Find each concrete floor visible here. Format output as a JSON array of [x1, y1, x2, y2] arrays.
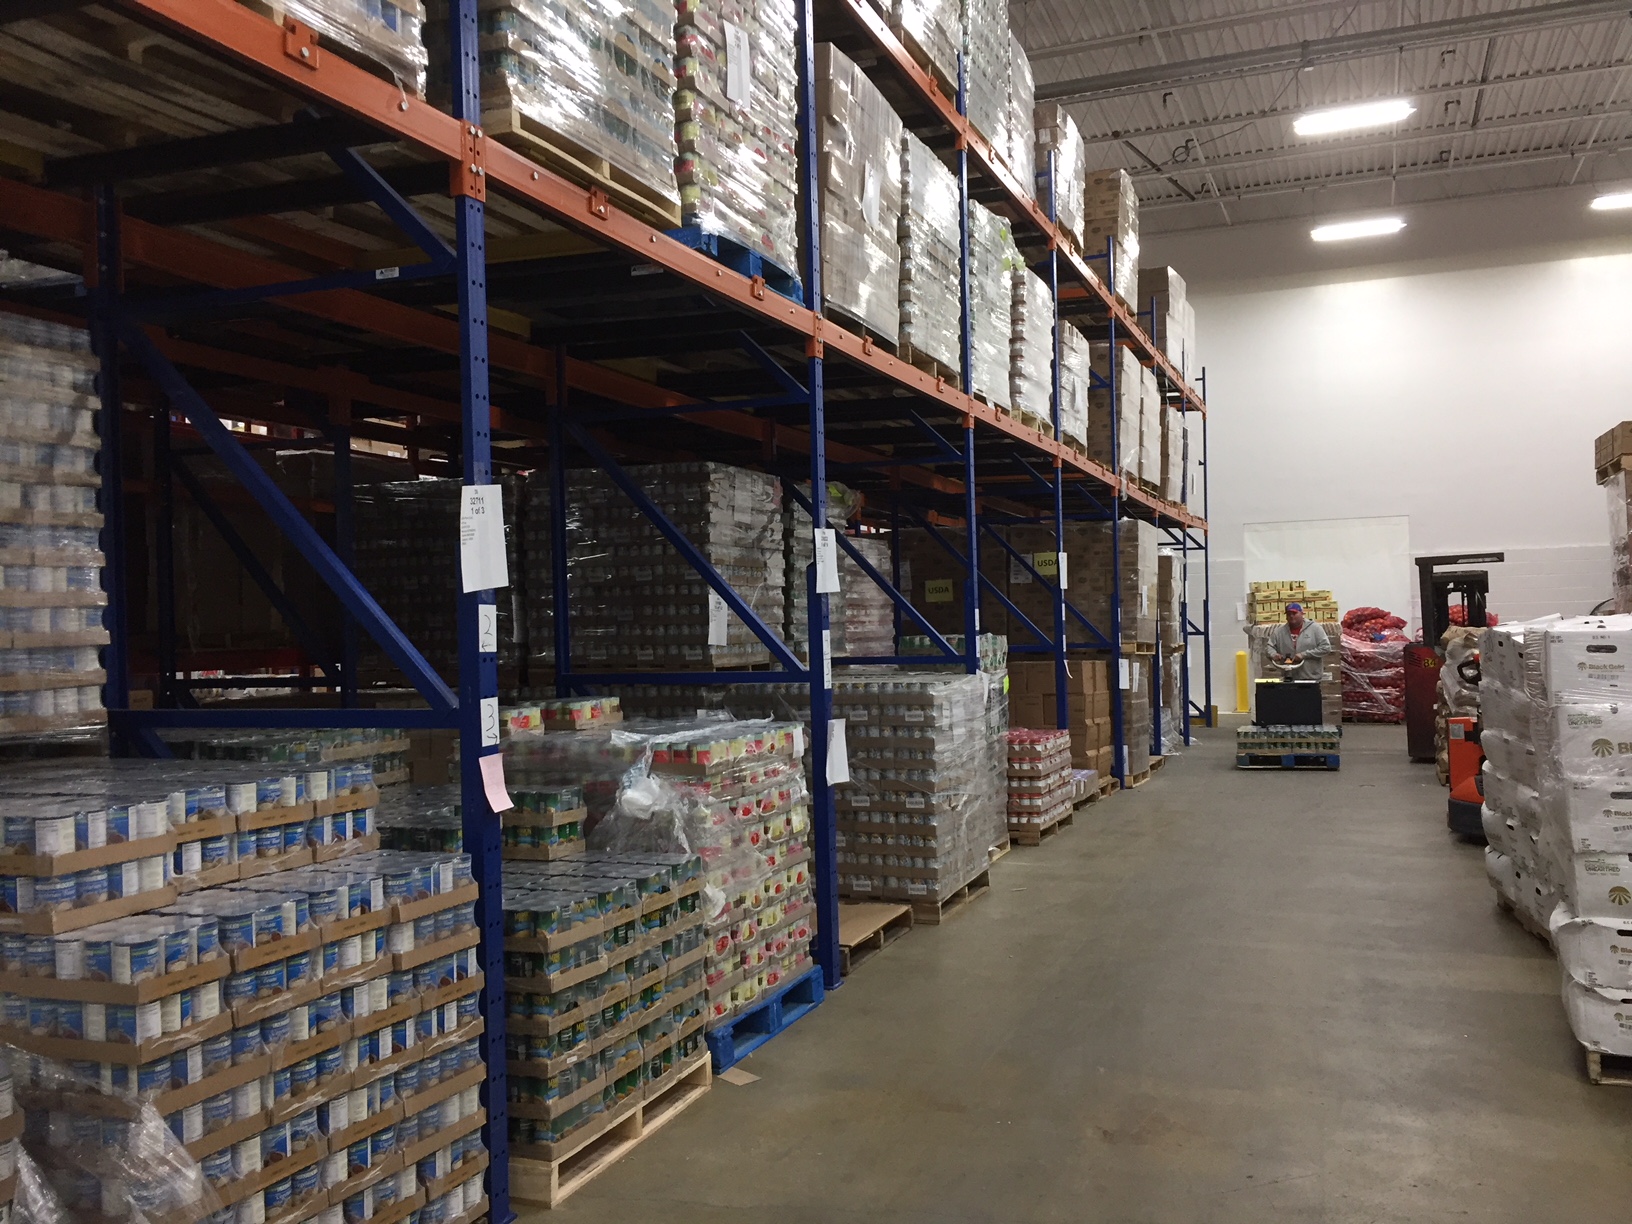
[[536, 721, 1632, 1223]]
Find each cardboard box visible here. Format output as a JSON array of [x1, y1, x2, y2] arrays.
[[1541, 618, 1632, 701], [1554, 704, 1632, 776], [1563, 974, 1632, 1055], [1560, 850, 1632, 920], [1596, 422, 1632, 470], [1549, 777, 1632, 853], [1554, 908, 1632, 991]]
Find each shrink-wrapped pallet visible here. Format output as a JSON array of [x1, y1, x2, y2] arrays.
[[277, 0, 428, 94], [785, 481, 860, 663], [969, 200, 1016, 410], [815, 43, 904, 342], [1087, 341, 1140, 480], [676, 0, 800, 268], [1138, 264, 1194, 368], [1161, 404, 1186, 502], [1058, 321, 1092, 452], [1138, 364, 1161, 486], [1010, 266, 1053, 424], [1002, 31, 1035, 195], [961, 0, 1007, 149], [428, 0, 679, 214], [1034, 102, 1085, 250], [0, 315, 107, 736], [886, 0, 962, 94], [1084, 168, 1139, 305], [898, 130, 962, 376]]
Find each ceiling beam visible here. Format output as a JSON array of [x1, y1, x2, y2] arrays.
[[1073, 58, 1632, 147], [1127, 101, 1632, 182], [1023, 0, 1387, 63], [1140, 138, 1632, 211], [1035, 0, 1632, 103]]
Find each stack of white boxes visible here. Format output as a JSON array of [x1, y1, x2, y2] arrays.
[[1161, 404, 1187, 503], [1136, 265, 1198, 378], [1088, 342, 1140, 481], [1530, 618, 1632, 1062], [1010, 268, 1053, 427], [969, 200, 1015, 411], [815, 43, 905, 343], [1137, 365, 1161, 489], [1033, 103, 1085, 250], [898, 130, 963, 377], [961, 0, 1008, 154], [1002, 32, 1034, 195], [1058, 323, 1092, 454], [1083, 169, 1138, 306], [883, 0, 961, 93]]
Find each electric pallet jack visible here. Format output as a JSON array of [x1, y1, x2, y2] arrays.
[[1445, 653, 1485, 841]]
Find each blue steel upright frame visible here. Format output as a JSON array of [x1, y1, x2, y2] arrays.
[[88, 1, 514, 1218]]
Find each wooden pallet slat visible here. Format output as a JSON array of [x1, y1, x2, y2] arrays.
[[910, 868, 990, 926], [836, 901, 912, 976], [1007, 803, 1074, 847]]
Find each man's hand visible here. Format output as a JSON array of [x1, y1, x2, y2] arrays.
[[1290, 653, 1303, 664]]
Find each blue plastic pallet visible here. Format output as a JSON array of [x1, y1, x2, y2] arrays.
[[705, 966, 824, 1073], [667, 225, 803, 303], [1236, 752, 1340, 771]]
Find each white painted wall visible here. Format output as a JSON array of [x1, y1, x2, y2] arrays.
[[1142, 189, 1632, 712]]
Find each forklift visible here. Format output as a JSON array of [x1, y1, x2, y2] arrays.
[[1408, 553, 1502, 839]]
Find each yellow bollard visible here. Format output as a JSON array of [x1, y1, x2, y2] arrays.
[[1236, 651, 1250, 713]]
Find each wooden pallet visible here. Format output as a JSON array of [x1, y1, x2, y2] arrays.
[[1150, 755, 1166, 772], [510, 1054, 712, 1209], [837, 901, 913, 975], [1585, 1047, 1632, 1086], [1121, 641, 1157, 656], [1122, 767, 1152, 788], [897, 340, 958, 386], [988, 836, 1012, 864], [1235, 752, 1340, 771], [1008, 804, 1073, 846], [910, 868, 990, 926], [1597, 455, 1632, 486], [482, 106, 682, 231]]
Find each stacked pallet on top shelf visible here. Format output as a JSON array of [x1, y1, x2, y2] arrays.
[[254, 0, 431, 93], [898, 129, 964, 379], [1088, 341, 1142, 485], [1011, 264, 1054, 431], [815, 42, 905, 344], [961, 0, 1008, 152], [969, 200, 1017, 411], [1084, 168, 1139, 307], [0, 315, 108, 739], [1034, 103, 1085, 250], [428, 0, 682, 227], [878, 0, 961, 95], [1000, 32, 1035, 196]]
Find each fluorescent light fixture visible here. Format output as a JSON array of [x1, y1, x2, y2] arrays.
[[1294, 98, 1416, 137], [1591, 190, 1632, 211], [1310, 217, 1407, 242]]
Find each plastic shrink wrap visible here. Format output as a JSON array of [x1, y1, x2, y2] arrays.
[[1083, 169, 1139, 305], [1057, 323, 1091, 453], [1087, 341, 1140, 480], [898, 131, 963, 376], [960, 0, 1007, 151], [1137, 265, 1195, 371], [1137, 364, 1161, 486], [0, 315, 108, 736], [285, 0, 428, 94], [1010, 267, 1053, 423], [1160, 403, 1185, 502], [1002, 32, 1035, 195], [677, 0, 800, 266], [580, 719, 815, 1024], [968, 200, 1016, 410], [841, 536, 896, 659], [833, 672, 1006, 904], [428, 0, 678, 211], [887, 0, 961, 95], [784, 482, 859, 663], [1033, 103, 1085, 250], [814, 44, 904, 343]]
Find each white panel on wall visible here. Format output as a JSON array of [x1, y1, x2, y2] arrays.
[[1243, 516, 1412, 630]]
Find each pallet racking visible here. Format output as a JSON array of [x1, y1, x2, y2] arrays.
[[0, 1, 1212, 1217]]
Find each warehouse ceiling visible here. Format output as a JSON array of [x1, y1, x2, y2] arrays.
[[1016, 0, 1632, 232]]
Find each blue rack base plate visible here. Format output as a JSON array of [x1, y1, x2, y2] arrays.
[[705, 965, 824, 1073]]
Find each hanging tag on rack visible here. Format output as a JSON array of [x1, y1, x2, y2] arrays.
[[707, 589, 729, 646], [1119, 659, 1131, 690], [459, 485, 509, 593], [827, 718, 850, 784], [480, 696, 501, 747], [478, 604, 498, 654], [822, 628, 833, 689], [479, 753, 513, 813], [1057, 551, 1069, 590], [813, 528, 840, 594]]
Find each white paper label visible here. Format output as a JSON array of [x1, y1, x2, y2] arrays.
[[707, 590, 729, 646], [822, 629, 833, 689], [459, 485, 509, 593], [480, 696, 501, 748], [478, 604, 498, 654], [1008, 555, 1031, 586], [724, 21, 751, 106], [1057, 552, 1069, 591], [1119, 659, 1131, 690], [813, 529, 840, 594], [793, 725, 804, 756], [861, 162, 881, 230], [826, 719, 850, 785]]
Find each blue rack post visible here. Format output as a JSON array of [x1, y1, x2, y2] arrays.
[[1041, 152, 1070, 733], [447, 0, 511, 1214], [955, 54, 980, 675], [1106, 237, 1125, 785]]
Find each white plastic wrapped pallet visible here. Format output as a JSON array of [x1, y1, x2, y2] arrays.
[[960, 0, 1007, 149], [969, 199, 1015, 410], [677, 0, 800, 268], [1003, 32, 1035, 195], [1010, 267, 1053, 423], [887, 0, 962, 92], [1033, 103, 1085, 250], [1088, 341, 1140, 480], [297, 0, 429, 94], [898, 130, 963, 375], [1138, 365, 1161, 486], [1083, 168, 1139, 305], [1058, 322, 1092, 452], [815, 43, 904, 343], [430, 0, 678, 209]]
